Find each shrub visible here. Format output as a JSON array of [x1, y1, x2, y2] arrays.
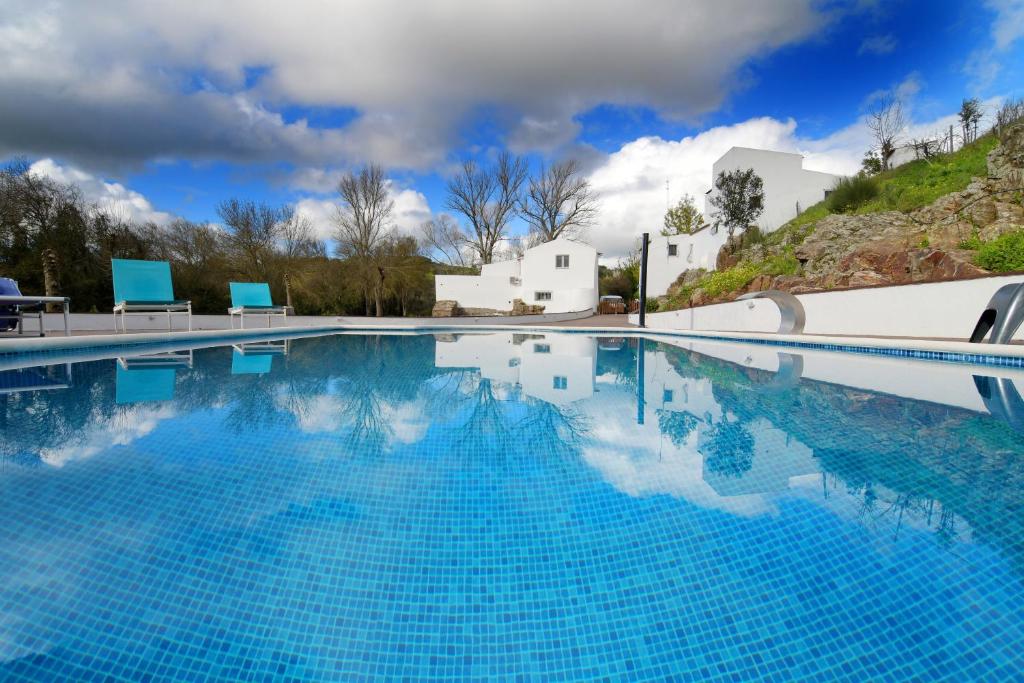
[[959, 235, 983, 250], [974, 230, 1024, 272], [700, 264, 759, 298], [739, 225, 765, 249], [826, 175, 880, 213], [645, 298, 660, 313]]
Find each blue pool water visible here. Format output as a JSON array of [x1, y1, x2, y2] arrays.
[[0, 331, 1022, 681]]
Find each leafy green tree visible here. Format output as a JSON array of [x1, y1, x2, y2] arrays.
[[860, 150, 883, 176], [708, 168, 764, 236], [959, 98, 983, 145], [661, 193, 702, 236]]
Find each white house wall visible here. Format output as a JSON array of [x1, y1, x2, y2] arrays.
[[435, 239, 599, 314], [704, 147, 842, 234], [646, 228, 730, 297]]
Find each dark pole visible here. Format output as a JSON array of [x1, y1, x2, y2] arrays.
[[638, 232, 650, 328]]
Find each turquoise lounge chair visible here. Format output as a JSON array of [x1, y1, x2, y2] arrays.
[[111, 259, 191, 333], [228, 282, 287, 329]]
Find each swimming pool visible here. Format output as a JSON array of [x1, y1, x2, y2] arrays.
[[0, 331, 1022, 680]]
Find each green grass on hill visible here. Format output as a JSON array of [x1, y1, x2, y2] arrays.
[[855, 135, 998, 213], [769, 133, 998, 236]]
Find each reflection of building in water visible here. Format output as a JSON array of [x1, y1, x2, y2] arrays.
[[435, 333, 595, 405], [638, 344, 819, 497]]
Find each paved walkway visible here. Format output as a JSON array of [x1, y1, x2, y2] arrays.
[[516, 314, 633, 328]]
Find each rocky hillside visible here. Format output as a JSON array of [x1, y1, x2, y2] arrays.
[[660, 122, 1024, 310]]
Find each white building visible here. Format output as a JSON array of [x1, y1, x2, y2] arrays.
[[435, 239, 598, 313], [647, 147, 844, 297]]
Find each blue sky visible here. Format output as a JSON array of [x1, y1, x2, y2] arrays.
[[1, 0, 1021, 259]]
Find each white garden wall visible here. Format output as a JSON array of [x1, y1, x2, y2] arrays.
[[632, 275, 1024, 341], [435, 274, 519, 310]]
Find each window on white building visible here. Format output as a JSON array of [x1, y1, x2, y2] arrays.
[[555, 254, 570, 269], [534, 343, 551, 354], [663, 389, 674, 403], [535, 291, 552, 301], [668, 244, 678, 257], [553, 376, 568, 390]]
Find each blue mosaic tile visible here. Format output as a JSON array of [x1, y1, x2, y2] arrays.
[[0, 332, 1022, 681]]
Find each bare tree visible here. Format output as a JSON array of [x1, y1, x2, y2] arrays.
[[867, 97, 906, 171], [519, 159, 597, 243], [280, 211, 324, 260], [445, 151, 527, 264], [217, 199, 287, 280], [334, 165, 394, 316], [910, 135, 942, 161], [419, 214, 469, 267], [994, 97, 1024, 138]]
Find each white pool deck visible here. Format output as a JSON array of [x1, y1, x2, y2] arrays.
[[1, 313, 1023, 369]]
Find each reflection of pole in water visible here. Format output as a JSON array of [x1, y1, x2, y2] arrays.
[[636, 337, 646, 425]]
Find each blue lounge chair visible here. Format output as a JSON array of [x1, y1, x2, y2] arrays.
[[228, 282, 287, 329], [111, 259, 191, 333], [0, 277, 66, 337]]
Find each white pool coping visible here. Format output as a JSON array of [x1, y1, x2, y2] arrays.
[[1, 322, 1022, 368]]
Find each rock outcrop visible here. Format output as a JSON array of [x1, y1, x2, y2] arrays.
[[432, 298, 546, 317], [431, 300, 463, 317]]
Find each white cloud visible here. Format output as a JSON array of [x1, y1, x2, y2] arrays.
[[28, 158, 174, 225], [988, 0, 1024, 50], [964, 0, 1024, 91], [0, 0, 830, 169], [857, 34, 898, 56]]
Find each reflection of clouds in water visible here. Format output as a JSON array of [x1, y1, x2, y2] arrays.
[[38, 405, 177, 468], [289, 394, 343, 434], [382, 400, 429, 445], [579, 391, 772, 517]]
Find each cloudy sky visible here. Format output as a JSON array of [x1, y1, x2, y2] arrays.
[[1, 0, 1022, 260]]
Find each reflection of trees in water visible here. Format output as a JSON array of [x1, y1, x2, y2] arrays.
[[1, 363, 117, 462], [446, 377, 592, 461], [656, 410, 701, 447], [702, 418, 754, 478], [516, 393, 591, 455], [656, 341, 1024, 570]]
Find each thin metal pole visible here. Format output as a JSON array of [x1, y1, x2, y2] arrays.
[[638, 232, 650, 328]]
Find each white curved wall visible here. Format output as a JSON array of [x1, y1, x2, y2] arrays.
[[633, 275, 1024, 341]]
